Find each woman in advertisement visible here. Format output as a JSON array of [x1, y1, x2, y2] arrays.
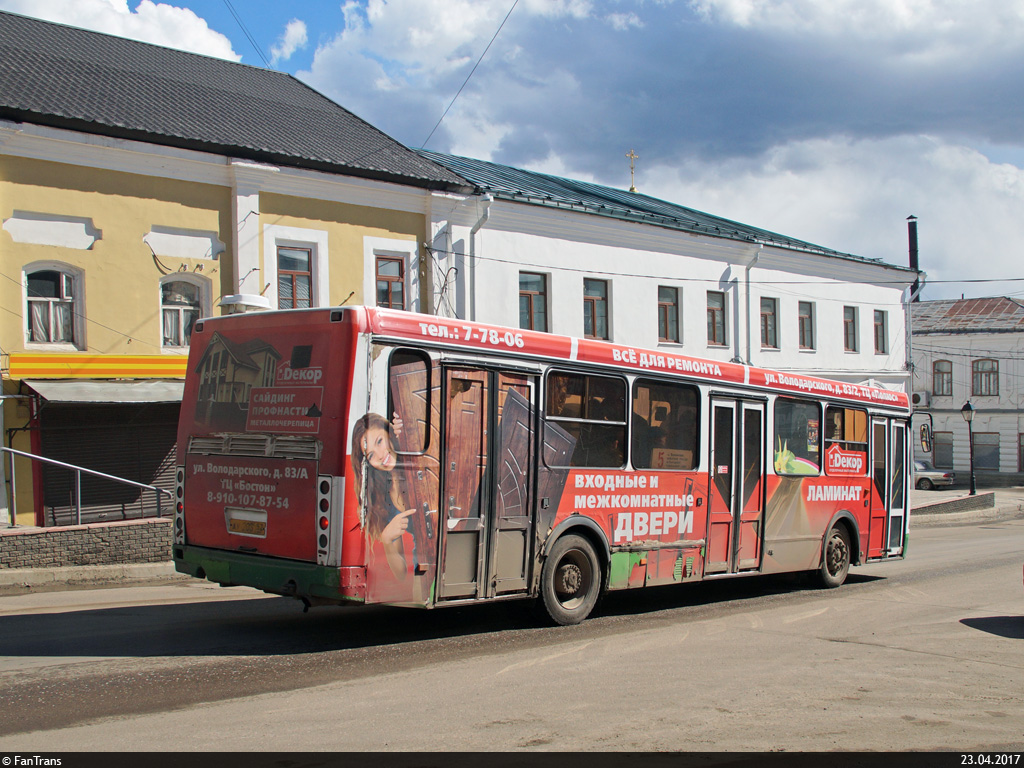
[[350, 412, 417, 585]]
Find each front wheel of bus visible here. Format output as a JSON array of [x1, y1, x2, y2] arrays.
[[540, 534, 602, 625], [818, 524, 851, 589]]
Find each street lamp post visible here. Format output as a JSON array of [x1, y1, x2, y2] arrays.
[[961, 401, 977, 496]]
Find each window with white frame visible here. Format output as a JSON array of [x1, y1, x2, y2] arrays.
[[160, 277, 206, 348], [25, 265, 82, 346], [262, 225, 329, 309]]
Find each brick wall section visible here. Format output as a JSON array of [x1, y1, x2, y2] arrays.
[[0, 519, 171, 569]]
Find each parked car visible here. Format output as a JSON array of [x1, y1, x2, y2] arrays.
[[913, 459, 955, 490]]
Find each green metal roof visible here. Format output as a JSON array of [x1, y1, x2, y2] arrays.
[[418, 149, 914, 271]]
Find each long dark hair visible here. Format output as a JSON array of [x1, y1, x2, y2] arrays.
[[350, 412, 399, 541]]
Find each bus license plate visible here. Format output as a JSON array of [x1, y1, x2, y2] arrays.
[[225, 508, 267, 538]]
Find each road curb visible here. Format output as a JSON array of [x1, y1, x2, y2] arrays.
[[0, 562, 184, 591]]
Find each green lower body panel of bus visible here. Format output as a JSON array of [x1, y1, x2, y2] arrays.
[[174, 545, 361, 603]]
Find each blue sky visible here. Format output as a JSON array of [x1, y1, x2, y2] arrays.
[[5, 0, 1024, 302]]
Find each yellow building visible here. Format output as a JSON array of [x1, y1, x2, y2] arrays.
[[0, 11, 470, 526]]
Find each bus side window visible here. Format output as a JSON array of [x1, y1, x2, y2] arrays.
[[387, 349, 431, 454], [545, 371, 626, 468], [632, 379, 699, 470], [824, 405, 868, 476], [774, 398, 821, 475]]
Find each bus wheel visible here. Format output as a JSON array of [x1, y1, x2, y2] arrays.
[[540, 534, 601, 625], [818, 524, 851, 589]]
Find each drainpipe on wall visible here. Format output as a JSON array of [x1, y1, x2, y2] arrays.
[[468, 194, 493, 322], [745, 247, 762, 366]]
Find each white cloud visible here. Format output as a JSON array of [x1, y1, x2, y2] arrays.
[[689, 0, 1024, 61], [0, 0, 240, 60], [6, 0, 241, 59], [607, 12, 644, 30], [640, 135, 1024, 299], [270, 18, 308, 65]]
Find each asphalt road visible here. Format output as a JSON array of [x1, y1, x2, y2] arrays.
[[0, 517, 1022, 751]]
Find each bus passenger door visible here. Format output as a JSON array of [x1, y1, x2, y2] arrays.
[[706, 398, 765, 575], [887, 421, 907, 555], [438, 369, 489, 599], [868, 418, 908, 558], [438, 368, 537, 601], [490, 374, 535, 595]]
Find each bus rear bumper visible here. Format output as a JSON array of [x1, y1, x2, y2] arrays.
[[173, 545, 365, 604]]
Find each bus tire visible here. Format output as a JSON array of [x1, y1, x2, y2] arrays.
[[818, 523, 851, 589], [540, 534, 602, 625]]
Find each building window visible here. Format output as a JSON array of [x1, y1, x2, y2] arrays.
[[933, 431, 953, 469], [972, 359, 998, 396], [376, 256, 406, 310], [658, 286, 679, 343], [932, 360, 952, 396], [278, 246, 312, 309], [707, 291, 726, 346], [26, 268, 77, 344], [760, 297, 778, 348], [975, 433, 1000, 471], [843, 306, 858, 352], [519, 272, 548, 332], [873, 310, 887, 353], [583, 278, 609, 340], [798, 301, 815, 350], [161, 279, 202, 348], [1019, 434, 1024, 472]]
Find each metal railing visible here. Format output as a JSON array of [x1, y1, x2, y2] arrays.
[[1, 446, 173, 527]]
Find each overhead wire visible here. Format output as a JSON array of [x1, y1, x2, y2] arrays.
[[221, 0, 272, 68], [421, 0, 519, 149]]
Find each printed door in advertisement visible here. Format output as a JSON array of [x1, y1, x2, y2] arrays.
[[706, 399, 765, 575], [437, 368, 538, 601]]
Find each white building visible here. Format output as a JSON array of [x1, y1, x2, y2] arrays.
[[911, 297, 1024, 477], [420, 151, 918, 393]]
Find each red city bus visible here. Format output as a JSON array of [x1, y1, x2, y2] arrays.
[[173, 306, 911, 624]]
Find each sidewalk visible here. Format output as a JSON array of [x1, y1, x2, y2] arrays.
[[3, 487, 1023, 594]]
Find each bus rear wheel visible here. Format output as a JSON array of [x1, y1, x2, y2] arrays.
[[818, 524, 851, 589], [540, 534, 602, 625]]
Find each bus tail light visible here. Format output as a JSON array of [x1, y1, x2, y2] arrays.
[[316, 475, 343, 566], [174, 465, 186, 545]]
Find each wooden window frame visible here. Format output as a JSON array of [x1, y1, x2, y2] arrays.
[[658, 286, 680, 343], [760, 297, 778, 349], [798, 301, 815, 350], [873, 309, 887, 354], [519, 272, 548, 332], [583, 278, 609, 340], [707, 291, 726, 346], [843, 306, 858, 352], [376, 255, 406, 310]]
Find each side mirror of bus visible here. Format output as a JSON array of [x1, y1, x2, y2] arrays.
[[920, 424, 932, 453]]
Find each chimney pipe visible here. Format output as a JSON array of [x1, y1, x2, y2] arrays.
[[907, 215, 920, 301]]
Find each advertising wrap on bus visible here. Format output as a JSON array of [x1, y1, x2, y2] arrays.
[[175, 307, 910, 625], [177, 310, 353, 564]]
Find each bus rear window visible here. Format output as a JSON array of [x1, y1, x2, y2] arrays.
[[632, 379, 698, 470], [774, 398, 820, 475], [545, 371, 626, 468]]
